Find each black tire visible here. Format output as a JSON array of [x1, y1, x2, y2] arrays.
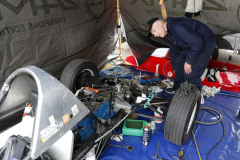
[[216, 37, 232, 50], [212, 46, 219, 60], [60, 59, 99, 93], [212, 37, 233, 60], [164, 82, 200, 146]]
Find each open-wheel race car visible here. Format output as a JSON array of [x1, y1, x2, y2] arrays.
[[0, 59, 201, 160]]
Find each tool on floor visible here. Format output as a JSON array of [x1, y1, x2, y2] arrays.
[[173, 149, 190, 160], [107, 130, 133, 152], [178, 149, 183, 160], [153, 141, 161, 159], [153, 141, 167, 160]]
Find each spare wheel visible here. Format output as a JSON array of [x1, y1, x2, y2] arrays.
[[164, 82, 200, 146]]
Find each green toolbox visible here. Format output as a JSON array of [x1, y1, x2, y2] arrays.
[[122, 119, 149, 136]]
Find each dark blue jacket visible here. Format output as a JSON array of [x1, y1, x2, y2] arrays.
[[166, 17, 214, 69]]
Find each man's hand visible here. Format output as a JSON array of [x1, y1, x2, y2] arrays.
[[184, 62, 192, 74]]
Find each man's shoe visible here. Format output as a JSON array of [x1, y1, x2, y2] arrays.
[[194, 11, 201, 17], [165, 87, 177, 94], [185, 12, 193, 18]]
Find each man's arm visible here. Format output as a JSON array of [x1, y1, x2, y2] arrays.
[[169, 42, 180, 70]]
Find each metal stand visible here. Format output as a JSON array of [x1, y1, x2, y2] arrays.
[[96, 133, 111, 160], [95, 120, 133, 159], [107, 130, 133, 151]]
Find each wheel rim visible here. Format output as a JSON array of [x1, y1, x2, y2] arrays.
[[186, 102, 197, 134], [75, 69, 95, 91]]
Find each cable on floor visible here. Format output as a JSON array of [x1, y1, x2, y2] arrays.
[[193, 107, 225, 160], [218, 92, 240, 98]]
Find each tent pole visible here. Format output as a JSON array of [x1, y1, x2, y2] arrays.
[[159, 0, 167, 21], [117, 0, 123, 61]]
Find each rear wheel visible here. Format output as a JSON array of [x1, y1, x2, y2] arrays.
[[213, 36, 233, 60], [164, 82, 200, 146], [216, 37, 232, 50], [212, 46, 219, 60], [60, 59, 99, 93]]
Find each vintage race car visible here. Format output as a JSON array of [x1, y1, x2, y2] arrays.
[[0, 59, 200, 160]]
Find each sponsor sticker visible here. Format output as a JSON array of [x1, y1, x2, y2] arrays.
[[49, 115, 55, 126], [71, 104, 79, 117], [62, 113, 70, 124], [40, 125, 58, 143]]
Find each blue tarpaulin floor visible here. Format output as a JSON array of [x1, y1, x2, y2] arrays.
[[99, 91, 240, 160]]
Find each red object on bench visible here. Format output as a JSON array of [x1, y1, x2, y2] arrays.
[[126, 54, 240, 94]]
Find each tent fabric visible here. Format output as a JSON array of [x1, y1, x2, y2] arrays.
[[0, 0, 117, 84], [100, 92, 240, 160], [120, 0, 240, 65]]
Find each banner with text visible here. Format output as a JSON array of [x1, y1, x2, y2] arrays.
[[0, 0, 117, 82]]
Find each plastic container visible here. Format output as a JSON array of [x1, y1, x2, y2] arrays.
[[142, 126, 149, 145], [149, 121, 156, 134], [122, 119, 149, 136]]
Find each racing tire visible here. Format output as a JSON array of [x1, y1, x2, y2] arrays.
[[60, 59, 99, 93], [212, 46, 219, 60], [164, 82, 200, 146], [212, 36, 233, 60], [216, 37, 233, 50]]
